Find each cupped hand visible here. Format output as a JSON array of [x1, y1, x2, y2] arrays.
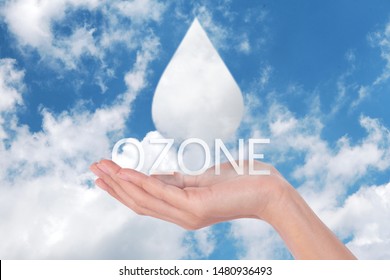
[[90, 159, 289, 230], [90, 159, 358, 259]]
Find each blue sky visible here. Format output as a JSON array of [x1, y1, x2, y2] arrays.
[[0, 0, 390, 259]]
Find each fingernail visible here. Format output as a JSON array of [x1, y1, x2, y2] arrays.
[[97, 163, 111, 174]]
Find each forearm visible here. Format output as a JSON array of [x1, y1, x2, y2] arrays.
[[264, 184, 356, 260]]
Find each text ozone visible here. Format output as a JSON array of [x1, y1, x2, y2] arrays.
[[112, 138, 270, 175]]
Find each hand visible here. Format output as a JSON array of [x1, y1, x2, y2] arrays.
[[89, 159, 287, 230], [90, 159, 356, 259]]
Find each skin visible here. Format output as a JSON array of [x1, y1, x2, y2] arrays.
[[90, 159, 356, 260]]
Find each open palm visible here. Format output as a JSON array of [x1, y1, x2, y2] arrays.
[[90, 159, 285, 230]]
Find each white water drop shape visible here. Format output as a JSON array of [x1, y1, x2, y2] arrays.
[[152, 18, 244, 144]]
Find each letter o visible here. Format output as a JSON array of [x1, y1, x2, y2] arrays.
[[178, 138, 210, 175], [111, 138, 145, 171]]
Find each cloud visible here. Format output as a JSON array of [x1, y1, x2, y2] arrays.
[[238, 35, 251, 54], [265, 104, 390, 211], [0, 31, 200, 258], [113, 0, 166, 23], [232, 181, 390, 260], [113, 130, 179, 174], [369, 22, 390, 85], [232, 91, 390, 258], [193, 227, 216, 257], [346, 18, 390, 109], [0, 58, 25, 141], [293, 114, 389, 182], [0, 69, 128, 257], [0, 104, 191, 258], [179, 2, 253, 54], [243, 94, 389, 195], [183, 227, 216, 259], [230, 219, 291, 259], [192, 5, 229, 50], [152, 19, 244, 145], [2, 2, 389, 261], [351, 85, 370, 108], [258, 65, 272, 90], [324, 17, 390, 113], [1, 0, 100, 48], [0, 0, 165, 70], [327, 182, 390, 259], [124, 35, 160, 100], [55, 26, 100, 68], [0, 3, 222, 259], [0, 58, 25, 113], [1, 0, 100, 69]]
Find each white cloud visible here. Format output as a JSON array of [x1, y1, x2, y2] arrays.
[[192, 4, 254, 55], [0, 58, 25, 141], [0, 30, 199, 258], [326, 182, 390, 259], [113, 130, 179, 173], [245, 97, 389, 206], [124, 35, 160, 100], [0, 101, 191, 258], [0, 176, 188, 259], [258, 65, 272, 90], [0, 70, 130, 258], [325, 19, 390, 113], [192, 5, 229, 50], [1, 0, 165, 71], [329, 56, 358, 115], [369, 22, 390, 85], [113, 0, 166, 23], [56, 27, 100, 68], [0, 58, 25, 113], [228, 21, 390, 256], [186, 227, 216, 258], [351, 85, 370, 108], [1, 0, 100, 47], [343, 18, 390, 109], [2, 1, 389, 261], [230, 219, 291, 259], [345, 49, 356, 62], [193, 227, 216, 257], [152, 19, 244, 145], [232, 93, 390, 258], [274, 112, 390, 211], [1, 0, 101, 69], [238, 35, 251, 54], [0, 3, 222, 259]]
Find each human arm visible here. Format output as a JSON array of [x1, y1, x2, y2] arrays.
[[90, 159, 356, 260], [266, 184, 356, 259]]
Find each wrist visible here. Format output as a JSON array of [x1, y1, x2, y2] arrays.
[[259, 180, 357, 259], [253, 172, 295, 223], [263, 182, 299, 226]]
